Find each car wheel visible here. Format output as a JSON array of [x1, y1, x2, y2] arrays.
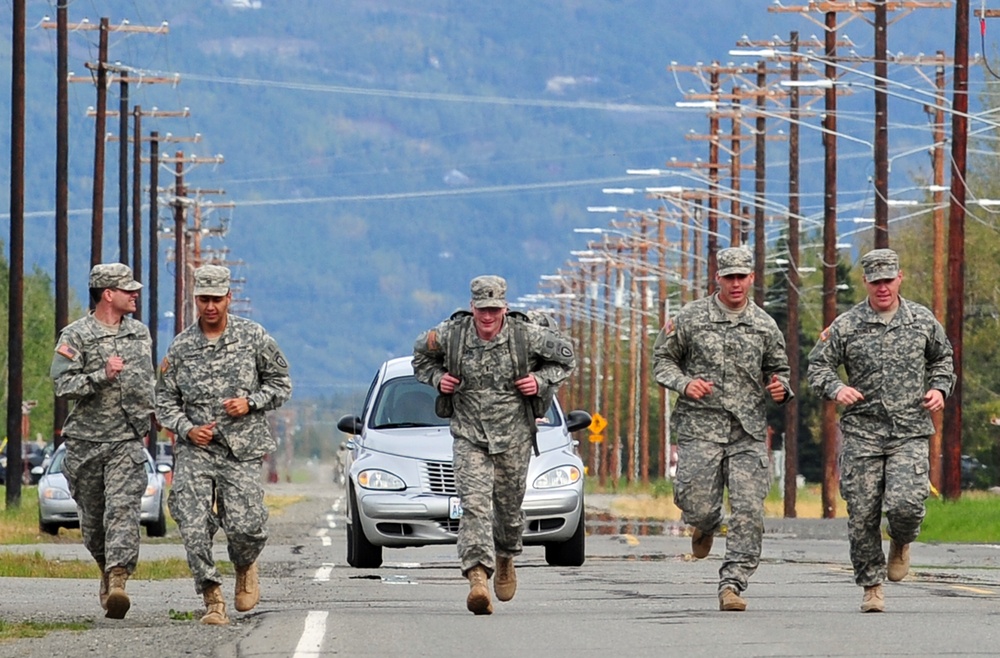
[[347, 484, 382, 569], [544, 504, 586, 567], [146, 502, 168, 538], [38, 512, 60, 536]]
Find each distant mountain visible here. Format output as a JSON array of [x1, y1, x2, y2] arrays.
[[0, 1, 970, 398]]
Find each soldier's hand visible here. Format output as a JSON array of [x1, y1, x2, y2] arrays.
[[105, 355, 124, 380], [187, 422, 217, 447], [439, 373, 461, 394], [222, 397, 251, 417], [684, 378, 714, 399], [834, 386, 864, 406], [766, 374, 787, 402], [515, 374, 539, 396], [922, 388, 945, 412]]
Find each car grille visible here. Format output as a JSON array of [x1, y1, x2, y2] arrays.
[[422, 460, 457, 495]]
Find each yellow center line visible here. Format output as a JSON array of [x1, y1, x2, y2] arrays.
[[951, 585, 994, 595]]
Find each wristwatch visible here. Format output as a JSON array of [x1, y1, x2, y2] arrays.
[[247, 398, 258, 412]]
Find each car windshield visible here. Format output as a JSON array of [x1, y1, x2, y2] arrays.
[[48, 447, 66, 475], [370, 376, 448, 429], [370, 374, 562, 429]]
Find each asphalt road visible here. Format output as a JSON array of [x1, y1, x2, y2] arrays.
[[2, 477, 1000, 658]]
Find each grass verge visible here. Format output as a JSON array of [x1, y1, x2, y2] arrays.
[[0, 620, 90, 642], [0, 551, 233, 579]]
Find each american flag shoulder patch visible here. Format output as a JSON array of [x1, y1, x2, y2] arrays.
[[55, 343, 79, 360]]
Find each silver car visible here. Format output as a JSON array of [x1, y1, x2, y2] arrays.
[[336, 356, 591, 569], [36, 443, 172, 537]]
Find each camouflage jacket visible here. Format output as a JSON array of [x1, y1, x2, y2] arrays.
[[807, 296, 955, 440], [156, 314, 292, 461], [50, 314, 155, 442], [653, 295, 792, 443], [412, 314, 575, 454]]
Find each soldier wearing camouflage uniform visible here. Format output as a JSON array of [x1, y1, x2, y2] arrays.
[[412, 275, 575, 615], [807, 248, 954, 613], [653, 247, 792, 612], [50, 263, 155, 620], [157, 264, 292, 625]]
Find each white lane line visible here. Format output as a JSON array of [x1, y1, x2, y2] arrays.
[[313, 564, 334, 582], [316, 528, 329, 537], [293, 610, 329, 658], [321, 536, 332, 547]]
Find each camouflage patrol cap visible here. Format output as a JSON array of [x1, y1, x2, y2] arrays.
[[860, 248, 900, 283], [89, 263, 142, 291], [193, 264, 231, 296], [716, 247, 754, 277], [470, 275, 507, 309]]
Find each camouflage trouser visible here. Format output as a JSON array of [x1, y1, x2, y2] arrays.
[[840, 435, 930, 587], [62, 438, 146, 574], [168, 442, 268, 594], [674, 423, 770, 594], [453, 436, 533, 577]]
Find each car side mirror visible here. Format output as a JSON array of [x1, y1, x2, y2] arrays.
[[337, 414, 364, 435], [565, 410, 593, 433], [157, 463, 172, 474], [31, 465, 44, 476]]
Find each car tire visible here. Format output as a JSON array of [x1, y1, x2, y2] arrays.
[[544, 503, 586, 567], [38, 512, 60, 536], [146, 502, 168, 538], [347, 483, 383, 569]]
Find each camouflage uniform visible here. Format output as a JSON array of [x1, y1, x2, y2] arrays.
[[807, 264, 954, 587], [412, 277, 575, 576], [50, 264, 154, 577], [653, 249, 791, 596], [157, 312, 292, 594]]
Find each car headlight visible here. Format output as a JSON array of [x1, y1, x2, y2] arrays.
[[357, 469, 406, 491], [533, 465, 582, 489], [42, 487, 72, 500], [144, 484, 158, 497]]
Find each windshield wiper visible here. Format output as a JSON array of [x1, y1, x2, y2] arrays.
[[373, 422, 440, 429]]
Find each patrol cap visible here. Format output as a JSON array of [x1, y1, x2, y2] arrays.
[[192, 264, 231, 296], [470, 275, 507, 309], [860, 248, 900, 283], [716, 247, 754, 277], [89, 263, 142, 291]]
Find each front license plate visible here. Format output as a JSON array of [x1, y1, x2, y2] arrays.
[[449, 496, 463, 519]]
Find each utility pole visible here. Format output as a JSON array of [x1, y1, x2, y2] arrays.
[[53, 1, 70, 443], [47, 16, 169, 267], [7, 0, 26, 509], [786, 31, 803, 518], [945, 0, 970, 499]]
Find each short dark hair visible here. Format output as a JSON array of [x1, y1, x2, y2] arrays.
[[89, 287, 104, 306]]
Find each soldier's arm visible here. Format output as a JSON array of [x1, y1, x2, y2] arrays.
[[254, 334, 293, 410], [155, 350, 196, 442], [762, 323, 794, 404], [412, 323, 449, 389], [925, 318, 956, 398], [806, 324, 846, 400], [50, 331, 109, 399], [530, 327, 575, 394], [652, 321, 692, 395]]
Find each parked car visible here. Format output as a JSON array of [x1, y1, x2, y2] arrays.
[[36, 443, 172, 537], [961, 454, 990, 490], [0, 439, 50, 486], [337, 356, 591, 569]]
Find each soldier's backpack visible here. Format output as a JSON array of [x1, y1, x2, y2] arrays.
[[434, 310, 562, 423]]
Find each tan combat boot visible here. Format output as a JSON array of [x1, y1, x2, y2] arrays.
[[887, 539, 910, 582], [105, 567, 131, 619], [465, 566, 493, 615], [860, 584, 884, 613], [201, 584, 230, 625], [494, 556, 517, 602], [719, 588, 747, 612], [235, 562, 260, 612], [97, 562, 109, 611], [691, 528, 714, 559]]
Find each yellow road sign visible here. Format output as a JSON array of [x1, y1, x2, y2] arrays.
[[589, 412, 607, 434], [588, 433, 604, 444]]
